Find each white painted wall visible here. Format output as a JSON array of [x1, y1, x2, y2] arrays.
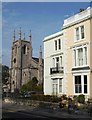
[[43, 31, 65, 95]]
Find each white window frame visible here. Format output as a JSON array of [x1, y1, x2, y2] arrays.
[[74, 75, 82, 94], [80, 25, 85, 40], [52, 78, 63, 95], [52, 79, 58, 95], [52, 55, 63, 68], [78, 48, 83, 66], [54, 38, 62, 51], [72, 45, 88, 68], [59, 78, 62, 93], [55, 40, 57, 50], [74, 25, 85, 42], [73, 74, 89, 95], [58, 39, 61, 50], [76, 27, 80, 41]]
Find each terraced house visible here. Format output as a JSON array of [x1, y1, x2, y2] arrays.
[[43, 6, 92, 100], [43, 31, 65, 96]]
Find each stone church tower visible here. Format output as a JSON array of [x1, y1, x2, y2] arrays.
[[10, 28, 43, 92]]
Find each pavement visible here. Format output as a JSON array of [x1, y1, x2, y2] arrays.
[[17, 104, 92, 119], [20, 108, 92, 120], [2, 102, 92, 120]]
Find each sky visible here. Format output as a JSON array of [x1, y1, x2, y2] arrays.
[[2, 2, 91, 67]]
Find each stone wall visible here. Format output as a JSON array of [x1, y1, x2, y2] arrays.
[[4, 97, 59, 109]]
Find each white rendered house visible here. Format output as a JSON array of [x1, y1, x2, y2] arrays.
[[43, 31, 67, 96]]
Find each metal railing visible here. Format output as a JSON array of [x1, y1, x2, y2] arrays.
[[50, 67, 64, 74]]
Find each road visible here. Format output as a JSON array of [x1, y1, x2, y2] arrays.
[[2, 110, 51, 119], [2, 102, 92, 120], [2, 102, 55, 120]]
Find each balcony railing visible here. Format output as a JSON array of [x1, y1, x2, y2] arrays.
[[50, 67, 64, 74]]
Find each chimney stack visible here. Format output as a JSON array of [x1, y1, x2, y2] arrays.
[[80, 8, 85, 12]]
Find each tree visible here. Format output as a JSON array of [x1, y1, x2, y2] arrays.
[[31, 77, 38, 87], [2, 64, 9, 84], [35, 84, 43, 92], [20, 77, 38, 93]]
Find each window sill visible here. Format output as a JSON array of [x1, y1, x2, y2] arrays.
[[74, 38, 85, 43], [72, 66, 90, 71]]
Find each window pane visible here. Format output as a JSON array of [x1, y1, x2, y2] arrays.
[[53, 79, 58, 83], [84, 75, 87, 93], [58, 39, 61, 49], [76, 27, 79, 40], [84, 85, 87, 93], [81, 26, 84, 39], [60, 56, 63, 66], [59, 78, 62, 84], [84, 75, 87, 84], [79, 85, 82, 93], [59, 85, 62, 92], [74, 50, 76, 66], [75, 85, 78, 93], [55, 40, 57, 50], [75, 76, 81, 84], [59, 78, 62, 93], [56, 57, 59, 68], [75, 76, 82, 93], [78, 48, 83, 66], [85, 47, 87, 65], [56, 57, 59, 62]]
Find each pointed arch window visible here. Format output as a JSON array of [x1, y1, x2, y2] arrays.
[[22, 45, 27, 54], [23, 45, 26, 54]]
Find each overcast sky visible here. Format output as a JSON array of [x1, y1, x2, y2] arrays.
[[2, 2, 90, 67]]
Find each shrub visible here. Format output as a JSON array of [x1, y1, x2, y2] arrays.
[[51, 96, 59, 103], [27, 94, 59, 103], [77, 94, 85, 104], [88, 104, 92, 116], [60, 94, 67, 100]]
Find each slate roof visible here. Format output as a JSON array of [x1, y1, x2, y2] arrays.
[[32, 57, 44, 64]]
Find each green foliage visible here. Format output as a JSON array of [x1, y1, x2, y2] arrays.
[[31, 77, 38, 86], [2, 65, 9, 84], [60, 94, 67, 100], [20, 77, 42, 94], [28, 94, 59, 103], [20, 80, 32, 93], [73, 95, 78, 102], [34, 84, 42, 91], [77, 94, 85, 104], [18, 93, 59, 103]]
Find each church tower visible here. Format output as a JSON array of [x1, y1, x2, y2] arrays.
[[10, 28, 33, 92], [10, 28, 44, 93]]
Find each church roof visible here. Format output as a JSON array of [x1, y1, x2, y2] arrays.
[[32, 57, 44, 64], [32, 57, 39, 63]]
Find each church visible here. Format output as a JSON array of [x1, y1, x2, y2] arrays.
[[9, 28, 44, 93]]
